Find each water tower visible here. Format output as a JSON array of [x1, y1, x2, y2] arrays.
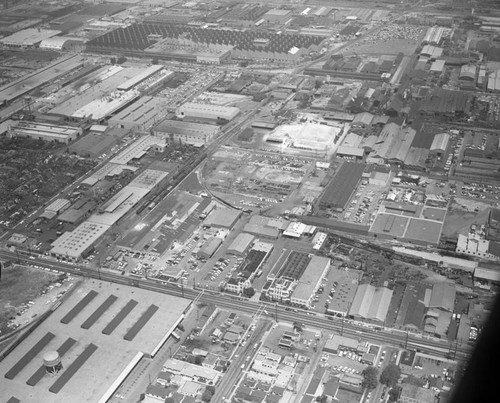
[[43, 351, 62, 375]]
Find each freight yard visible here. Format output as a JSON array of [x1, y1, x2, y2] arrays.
[[1, 1, 500, 403]]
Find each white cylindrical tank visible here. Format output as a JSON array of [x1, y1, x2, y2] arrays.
[[43, 351, 62, 374]]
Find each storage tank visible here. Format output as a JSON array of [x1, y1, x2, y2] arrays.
[[43, 351, 62, 374]]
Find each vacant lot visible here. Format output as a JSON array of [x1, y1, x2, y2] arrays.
[[0, 266, 59, 334]]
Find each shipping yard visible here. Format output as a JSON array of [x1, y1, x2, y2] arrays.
[[1, 1, 500, 403]]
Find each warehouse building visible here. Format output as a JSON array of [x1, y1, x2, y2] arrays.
[[197, 237, 223, 260], [427, 282, 456, 312], [429, 132, 450, 158], [487, 70, 500, 92], [420, 45, 443, 60], [153, 119, 219, 146], [227, 233, 255, 256], [459, 65, 477, 82], [203, 208, 241, 230], [349, 284, 393, 323], [9, 121, 82, 144], [177, 102, 240, 123], [242, 223, 280, 239]]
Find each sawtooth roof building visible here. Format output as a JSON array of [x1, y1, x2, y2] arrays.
[[349, 284, 393, 323]]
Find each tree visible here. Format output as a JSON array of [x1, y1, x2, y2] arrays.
[[315, 396, 327, 403], [243, 287, 255, 298], [194, 355, 203, 365], [202, 387, 214, 402], [388, 385, 402, 402], [362, 366, 379, 390], [116, 55, 127, 64], [380, 363, 401, 388]]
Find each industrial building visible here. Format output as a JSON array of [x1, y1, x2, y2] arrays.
[[418, 88, 472, 118], [227, 233, 255, 256], [72, 89, 140, 121], [203, 207, 241, 230], [400, 384, 436, 403], [429, 132, 450, 158], [50, 221, 111, 262], [86, 22, 325, 63], [459, 65, 477, 82], [420, 45, 443, 59], [290, 256, 330, 307], [177, 102, 240, 123], [348, 284, 393, 323], [318, 162, 366, 212], [0, 28, 61, 47], [422, 26, 448, 45], [109, 96, 165, 131], [39, 36, 85, 51], [487, 70, 500, 92], [111, 135, 166, 165], [427, 283, 456, 312], [116, 65, 166, 91], [0, 54, 84, 104], [197, 237, 223, 260], [50, 169, 167, 261], [153, 119, 219, 146], [9, 121, 82, 144]]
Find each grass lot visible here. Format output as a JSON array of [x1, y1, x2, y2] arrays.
[[0, 266, 58, 335]]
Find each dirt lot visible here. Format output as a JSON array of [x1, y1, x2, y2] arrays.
[[0, 265, 63, 335], [342, 39, 419, 56], [441, 199, 491, 237]]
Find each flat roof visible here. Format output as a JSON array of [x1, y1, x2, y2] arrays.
[[117, 65, 164, 91], [0, 28, 61, 46], [72, 90, 139, 120], [291, 256, 330, 301], [50, 221, 110, 259], [474, 266, 500, 282], [0, 280, 190, 402], [204, 207, 241, 229], [404, 218, 442, 245], [370, 213, 409, 238]]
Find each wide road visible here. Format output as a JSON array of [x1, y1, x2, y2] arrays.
[[0, 249, 473, 362]]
